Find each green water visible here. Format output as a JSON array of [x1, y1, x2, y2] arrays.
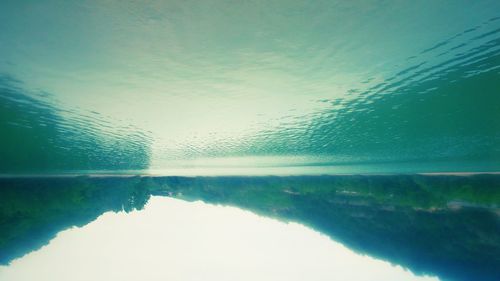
[[1, 2, 500, 281], [1, 0, 499, 174]]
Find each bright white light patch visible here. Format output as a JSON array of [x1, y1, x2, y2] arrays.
[[0, 197, 439, 281]]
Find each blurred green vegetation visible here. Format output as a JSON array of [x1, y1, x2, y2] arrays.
[[156, 175, 500, 281], [0, 176, 156, 264], [0, 174, 498, 281]]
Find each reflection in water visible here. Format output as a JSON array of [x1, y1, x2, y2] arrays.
[[0, 175, 498, 281], [1, 1, 499, 281], [0, 196, 437, 281]]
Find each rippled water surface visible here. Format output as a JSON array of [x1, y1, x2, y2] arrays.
[[1, 0, 499, 174], [1, 2, 500, 280]]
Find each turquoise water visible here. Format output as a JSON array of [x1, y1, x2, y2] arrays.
[[1, 1, 499, 174], [1, 2, 500, 281]]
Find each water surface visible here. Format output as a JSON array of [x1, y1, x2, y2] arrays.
[[1, 2, 499, 281], [1, 1, 499, 173]]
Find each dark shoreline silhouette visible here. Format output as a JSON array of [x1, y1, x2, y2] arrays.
[[1, 174, 499, 281]]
